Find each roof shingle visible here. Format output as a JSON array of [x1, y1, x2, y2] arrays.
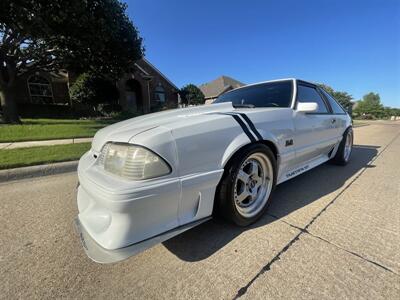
[[199, 76, 245, 99]]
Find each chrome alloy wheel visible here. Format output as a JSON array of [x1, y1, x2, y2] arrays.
[[233, 152, 273, 218], [344, 130, 353, 162]]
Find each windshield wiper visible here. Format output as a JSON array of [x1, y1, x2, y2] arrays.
[[233, 104, 255, 108]]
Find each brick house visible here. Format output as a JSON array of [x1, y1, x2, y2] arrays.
[[116, 58, 180, 112], [13, 70, 70, 105], [10, 58, 179, 115]]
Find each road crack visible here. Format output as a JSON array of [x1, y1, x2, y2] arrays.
[[233, 132, 400, 299], [270, 215, 399, 276]]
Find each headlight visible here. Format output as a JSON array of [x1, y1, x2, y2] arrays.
[[97, 143, 171, 180]]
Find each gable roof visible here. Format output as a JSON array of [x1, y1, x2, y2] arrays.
[[199, 76, 245, 99], [141, 58, 179, 90]]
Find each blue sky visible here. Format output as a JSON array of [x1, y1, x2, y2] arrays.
[[126, 0, 399, 107]]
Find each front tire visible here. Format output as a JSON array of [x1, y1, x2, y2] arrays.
[[216, 144, 277, 226], [332, 127, 353, 165]]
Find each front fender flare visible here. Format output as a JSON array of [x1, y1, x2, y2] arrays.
[[220, 130, 280, 168]]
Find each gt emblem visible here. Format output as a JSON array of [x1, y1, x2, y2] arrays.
[[285, 139, 294, 147]]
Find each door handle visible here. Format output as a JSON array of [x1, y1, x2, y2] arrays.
[[331, 118, 336, 124]]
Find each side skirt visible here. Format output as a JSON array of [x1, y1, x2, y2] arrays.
[[74, 216, 212, 264], [277, 155, 330, 184]]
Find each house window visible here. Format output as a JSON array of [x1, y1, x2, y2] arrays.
[[28, 75, 53, 104], [154, 84, 166, 103]]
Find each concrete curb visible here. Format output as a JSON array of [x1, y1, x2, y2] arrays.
[[0, 160, 79, 183], [0, 137, 93, 150]]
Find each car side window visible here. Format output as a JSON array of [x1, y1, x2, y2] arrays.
[[320, 89, 346, 114], [297, 85, 328, 113]]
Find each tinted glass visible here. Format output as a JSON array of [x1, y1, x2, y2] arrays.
[[214, 80, 293, 108], [320, 89, 346, 114], [297, 85, 328, 113]]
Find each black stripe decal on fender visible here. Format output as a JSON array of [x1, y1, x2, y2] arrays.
[[207, 112, 259, 142], [237, 113, 263, 140], [230, 114, 257, 142]]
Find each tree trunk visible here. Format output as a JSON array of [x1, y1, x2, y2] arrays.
[[0, 85, 21, 124]]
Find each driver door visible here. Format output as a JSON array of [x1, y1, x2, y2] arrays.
[[293, 83, 337, 165]]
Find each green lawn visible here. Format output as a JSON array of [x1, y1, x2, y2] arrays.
[[0, 118, 114, 143], [0, 142, 91, 170]]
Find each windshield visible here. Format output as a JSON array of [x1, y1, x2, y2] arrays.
[[214, 80, 293, 108]]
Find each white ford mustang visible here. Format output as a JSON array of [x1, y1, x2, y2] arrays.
[[75, 78, 353, 263]]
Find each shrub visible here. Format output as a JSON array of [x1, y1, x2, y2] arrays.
[[180, 84, 205, 106], [69, 73, 120, 113], [17, 103, 73, 118]]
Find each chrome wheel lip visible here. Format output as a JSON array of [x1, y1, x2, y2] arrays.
[[344, 130, 353, 162], [233, 152, 273, 218]]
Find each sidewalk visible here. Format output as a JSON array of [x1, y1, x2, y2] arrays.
[[0, 137, 93, 150]]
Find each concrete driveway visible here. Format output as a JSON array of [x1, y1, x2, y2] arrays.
[[1, 121, 399, 299]]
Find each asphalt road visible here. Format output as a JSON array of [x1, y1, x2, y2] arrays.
[[1, 121, 399, 299]]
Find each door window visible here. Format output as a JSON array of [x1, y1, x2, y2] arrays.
[[297, 85, 328, 113], [320, 89, 346, 114]]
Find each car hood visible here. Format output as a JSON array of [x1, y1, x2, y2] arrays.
[[91, 102, 235, 152]]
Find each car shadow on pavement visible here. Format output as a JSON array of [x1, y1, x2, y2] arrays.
[[163, 145, 379, 262]]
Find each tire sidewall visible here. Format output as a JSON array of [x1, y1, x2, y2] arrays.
[[336, 127, 353, 165], [218, 144, 277, 226]]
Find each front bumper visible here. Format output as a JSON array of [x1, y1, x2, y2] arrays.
[[76, 150, 223, 262], [74, 216, 211, 263], [76, 181, 182, 249]]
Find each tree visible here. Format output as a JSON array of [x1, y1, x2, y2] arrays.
[[353, 92, 384, 118], [69, 72, 119, 111], [180, 84, 205, 106], [385, 107, 400, 117], [382, 106, 398, 119], [0, 0, 143, 123], [318, 83, 353, 111]]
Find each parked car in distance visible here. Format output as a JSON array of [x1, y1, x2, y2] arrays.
[[75, 78, 353, 263]]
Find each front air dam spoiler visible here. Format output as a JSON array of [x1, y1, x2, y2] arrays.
[[74, 217, 212, 264]]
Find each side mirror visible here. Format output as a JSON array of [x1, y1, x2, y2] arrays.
[[297, 102, 318, 113]]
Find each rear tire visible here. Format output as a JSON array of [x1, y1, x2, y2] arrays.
[[215, 144, 277, 227], [331, 127, 353, 165]]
